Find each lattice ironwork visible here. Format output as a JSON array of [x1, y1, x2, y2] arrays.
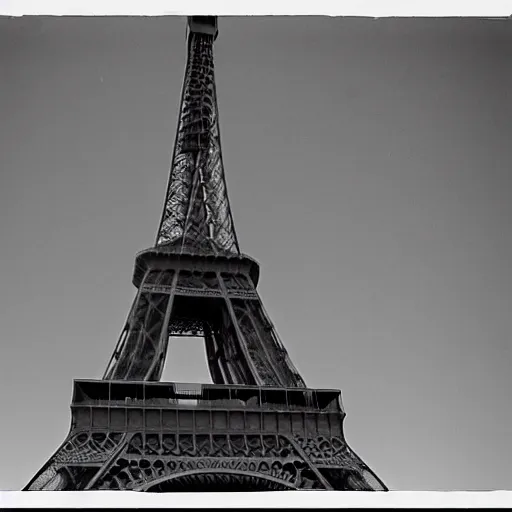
[[25, 15, 387, 493], [26, 425, 385, 491], [156, 21, 239, 256], [104, 290, 170, 381], [81, 431, 331, 490], [168, 316, 206, 336], [26, 433, 126, 491], [103, 263, 306, 387]]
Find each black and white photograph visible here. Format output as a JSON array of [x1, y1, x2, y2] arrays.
[[0, 4, 511, 505]]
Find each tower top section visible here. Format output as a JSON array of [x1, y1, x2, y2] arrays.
[[187, 16, 218, 39], [155, 15, 240, 257]]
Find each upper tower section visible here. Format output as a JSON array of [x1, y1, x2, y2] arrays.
[[155, 16, 240, 257]]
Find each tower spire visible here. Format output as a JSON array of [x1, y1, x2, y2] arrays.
[[156, 16, 239, 256]]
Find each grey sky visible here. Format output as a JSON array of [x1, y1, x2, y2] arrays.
[[0, 16, 511, 491]]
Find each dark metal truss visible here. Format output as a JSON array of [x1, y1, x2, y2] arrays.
[[25, 16, 387, 493]]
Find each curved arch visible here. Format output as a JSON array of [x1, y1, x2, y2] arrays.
[[136, 468, 298, 492]]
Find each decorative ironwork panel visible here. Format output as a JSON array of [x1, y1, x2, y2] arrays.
[[27, 433, 126, 491], [293, 435, 386, 490], [175, 270, 222, 296], [91, 433, 326, 491], [168, 316, 205, 336]]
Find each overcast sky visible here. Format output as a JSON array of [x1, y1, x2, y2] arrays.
[[0, 16, 511, 491]]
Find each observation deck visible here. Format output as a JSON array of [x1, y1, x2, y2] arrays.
[[70, 380, 345, 439]]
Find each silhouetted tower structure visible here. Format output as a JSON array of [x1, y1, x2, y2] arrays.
[[26, 17, 386, 492]]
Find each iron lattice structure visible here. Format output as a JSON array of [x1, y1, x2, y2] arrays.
[[25, 16, 387, 492]]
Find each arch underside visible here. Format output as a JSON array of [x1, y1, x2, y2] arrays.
[[139, 469, 297, 492]]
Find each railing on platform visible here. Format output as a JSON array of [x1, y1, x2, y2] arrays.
[[71, 379, 343, 413]]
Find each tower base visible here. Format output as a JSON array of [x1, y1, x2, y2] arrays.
[[25, 380, 386, 491]]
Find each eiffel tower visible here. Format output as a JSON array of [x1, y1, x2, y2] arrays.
[[25, 17, 386, 492]]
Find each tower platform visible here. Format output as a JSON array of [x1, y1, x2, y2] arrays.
[[25, 380, 386, 491]]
